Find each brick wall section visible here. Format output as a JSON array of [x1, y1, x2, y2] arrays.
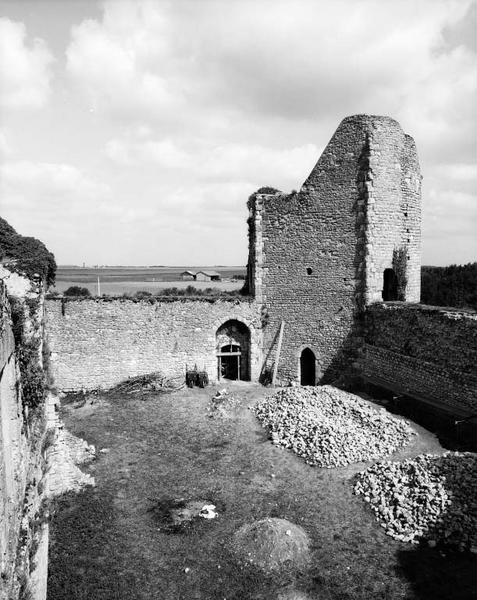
[[247, 115, 421, 384], [45, 298, 261, 391], [363, 303, 477, 415]]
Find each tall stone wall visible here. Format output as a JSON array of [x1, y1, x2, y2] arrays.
[[363, 303, 477, 415], [248, 115, 421, 384], [45, 298, 261, 391], [0, 281, 28, 597], [0, 280, 51, 600]]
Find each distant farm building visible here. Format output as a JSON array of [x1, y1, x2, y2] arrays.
[[180, 270, 196, 280], [195, 270, 221, 282]]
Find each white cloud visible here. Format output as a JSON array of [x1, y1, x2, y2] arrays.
[[66, 2, 183, 122], [0, 160, 114, 244], [105, 134, 319, 190], [105, 137, 191, 169], [0, 18, 54, 110], [444, 163, 477, 182], [0, 130, 12, 159], [2, 0, 475, 265]]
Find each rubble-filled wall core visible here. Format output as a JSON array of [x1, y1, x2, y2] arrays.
[[45, 298, 261, 391], [247, 115, 421, 384]]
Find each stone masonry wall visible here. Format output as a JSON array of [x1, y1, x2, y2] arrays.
[[0, 281, 28, 597], [0, 279, 52, 600], [363, 303, 477, 415], [248, 115, 421, 384], [45, 298, 261, 391], [363, 124, 421, 304]]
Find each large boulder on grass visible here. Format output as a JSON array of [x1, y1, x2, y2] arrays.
[[231, 518, 311, 579]]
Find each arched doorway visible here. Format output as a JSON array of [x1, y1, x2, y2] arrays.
[[382, 268, 398, 301], [216, 320, 251, 381], [300, 348, 316, 386]]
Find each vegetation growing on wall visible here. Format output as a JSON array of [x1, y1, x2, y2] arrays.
[[255, 186, 282, 195], [421, 263, 477, 311], [392, 247, 408, 301], [64, 286, 91, 297], [9, 296, 48, 415], [0, 217, 56, 287]]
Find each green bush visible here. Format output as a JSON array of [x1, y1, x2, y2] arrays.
[[134, 290, 152, 299], [421, 263, 477, 310], [0, 217, 56, 286], [64, 286, 91, 297]]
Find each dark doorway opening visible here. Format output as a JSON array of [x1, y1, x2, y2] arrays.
[[382, 268, 398, 301], [218, 344, 241, 380], [216, 321, 251, 381], [300, 348, 316, 386]]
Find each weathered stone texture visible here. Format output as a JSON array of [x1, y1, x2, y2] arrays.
[[363, 303, 477, 414], [0, 282, 49, 600], [248, 115, 421, 384], [0, 282, 29, 597], [45, 298, 261, 391]]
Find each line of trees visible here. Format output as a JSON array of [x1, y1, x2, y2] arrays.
[[421, 263, 477, 311]]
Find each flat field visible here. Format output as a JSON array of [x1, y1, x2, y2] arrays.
[[52, 266, 246, 295], [47, 383, 477, 600]]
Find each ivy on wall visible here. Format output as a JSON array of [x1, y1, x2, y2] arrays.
[[9, 296, 48, 416], [0, 218, 56, 287], [392, 247, 408, 301]]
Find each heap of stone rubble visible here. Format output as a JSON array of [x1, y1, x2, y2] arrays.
[[253, 386, 415, 467], [354, 452, 477, 551]]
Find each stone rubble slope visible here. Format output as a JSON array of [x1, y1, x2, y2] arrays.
[[354, 452, 477, 551], [253, 386, 415, 467]]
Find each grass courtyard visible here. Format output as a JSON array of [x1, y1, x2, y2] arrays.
[[47, 383, 477, 600]]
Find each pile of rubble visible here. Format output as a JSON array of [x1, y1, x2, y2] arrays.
[[354, 452, 477, 551], [252, 386, 415, 467]]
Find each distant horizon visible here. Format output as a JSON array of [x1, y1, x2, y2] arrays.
[[56, 262, 476, 269], [57, 264, 247, 269]]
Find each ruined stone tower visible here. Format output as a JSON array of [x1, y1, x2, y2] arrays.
[[247, 114, 421, 385]]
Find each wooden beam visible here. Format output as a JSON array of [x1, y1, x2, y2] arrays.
[[272, 320, 285, 386]]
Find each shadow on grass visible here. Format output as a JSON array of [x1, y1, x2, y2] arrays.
[[398, 547, 477, 600], [47, 487, 137, 600], [396, 452, 477, 600]]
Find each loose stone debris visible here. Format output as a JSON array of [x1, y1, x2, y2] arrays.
[[253, 386, 415, 467], [207, 388, 240, 419], [354, 452, 477, 551], [231, 518, 311, 579]]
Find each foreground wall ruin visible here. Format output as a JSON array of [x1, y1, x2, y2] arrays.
[[0, 274, 94, 600]]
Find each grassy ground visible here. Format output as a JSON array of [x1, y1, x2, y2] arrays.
[[47, 384, 477, 600], [51, 279, 243, 295]]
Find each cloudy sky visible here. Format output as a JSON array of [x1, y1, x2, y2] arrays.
[[0, 0, 476, 266]]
